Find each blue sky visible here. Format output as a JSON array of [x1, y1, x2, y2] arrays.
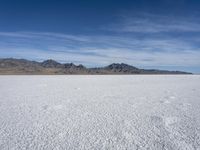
[[0, 0, 200, 73]]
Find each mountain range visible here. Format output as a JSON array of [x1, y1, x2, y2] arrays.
[[0, 58, 192, 75]]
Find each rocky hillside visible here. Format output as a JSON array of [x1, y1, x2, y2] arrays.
[[0, 58, 192, 75]]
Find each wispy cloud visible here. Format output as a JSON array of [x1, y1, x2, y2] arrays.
[[103, 13, 200, 33], [0, 31, 200, 71]]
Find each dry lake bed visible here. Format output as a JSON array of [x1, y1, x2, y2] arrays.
[[0, 75, 200, 150]]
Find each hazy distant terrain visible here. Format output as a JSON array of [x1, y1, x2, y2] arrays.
[[0, 75, 199, 149], [0, 58, 191, 74]]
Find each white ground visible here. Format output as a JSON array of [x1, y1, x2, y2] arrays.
[[0, 75, 200, 150]]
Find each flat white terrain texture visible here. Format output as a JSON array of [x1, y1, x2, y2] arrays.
[[0, 75, 200, 150]]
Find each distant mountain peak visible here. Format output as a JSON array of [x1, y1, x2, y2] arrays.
[[106, 63, 139, 69], [104, 63, 140, 73], [41, 59, 62, 68], [0, 58, 192, 75]]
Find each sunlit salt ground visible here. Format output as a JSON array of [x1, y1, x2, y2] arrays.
[[0, 75, 200, 150]]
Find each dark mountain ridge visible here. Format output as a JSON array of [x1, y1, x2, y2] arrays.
[[0, 58, 192, 75]]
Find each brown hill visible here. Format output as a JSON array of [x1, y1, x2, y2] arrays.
[[0, 58, 192, 75]]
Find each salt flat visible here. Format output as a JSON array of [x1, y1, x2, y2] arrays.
[[0, 75, 200, 150]]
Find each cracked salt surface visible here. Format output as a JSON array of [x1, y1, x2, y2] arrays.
[[0, 75, 200, 150]]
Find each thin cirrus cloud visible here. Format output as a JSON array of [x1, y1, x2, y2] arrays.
[[103, 13, 200, 33], [0, 31, 200, 72]]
